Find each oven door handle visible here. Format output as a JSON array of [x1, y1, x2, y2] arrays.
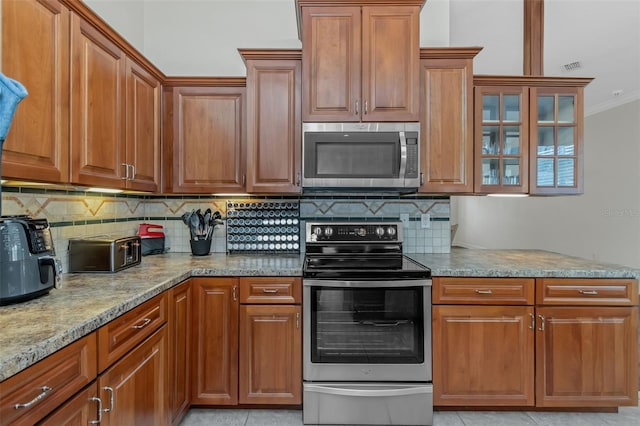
[[304, 384, 430, 397], [303, 279, 432, 288], [360, 320, 409, 327]]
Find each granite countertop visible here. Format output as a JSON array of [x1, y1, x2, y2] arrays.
[[408, 248, 640, 280], [1, 249, 639, 382], [0, 253, 304, 382]]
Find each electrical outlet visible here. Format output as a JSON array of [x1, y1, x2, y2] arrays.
[[400, 213, 410, 227], [421, 213, 431, 228]]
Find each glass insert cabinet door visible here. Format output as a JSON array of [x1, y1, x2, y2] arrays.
[[475, 86, 529, 193], [530, 87, 583, 194]]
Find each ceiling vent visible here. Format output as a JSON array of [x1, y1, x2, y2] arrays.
[[561, 61, 582, 73]]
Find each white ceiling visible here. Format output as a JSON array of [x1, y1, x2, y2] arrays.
[[449, 0, 640, 116], [87, 0, 640, 116]]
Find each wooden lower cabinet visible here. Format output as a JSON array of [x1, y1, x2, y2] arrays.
[[98, 325, 169, 426], [39, 384, 101, 425], [169, 280, 193, 424], [433, 305, 535, 406], [433, 277, 638, 409], [191, 277, 302, 406], [536, 306, 638, 407], [239, 305, 302, 404], [191, 278, 239, 405]]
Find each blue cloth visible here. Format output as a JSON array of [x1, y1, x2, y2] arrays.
[[0, 72, 27, 143]]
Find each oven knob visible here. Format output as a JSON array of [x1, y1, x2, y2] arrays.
[[313, 226, 323, 236], [324, 227, 334, 237], [386, 226, 396, 237], [356, 227, 366, 237], [375, 226, 385, 237]]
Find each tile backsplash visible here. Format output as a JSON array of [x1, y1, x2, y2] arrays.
[[2, 186, 450, 272]]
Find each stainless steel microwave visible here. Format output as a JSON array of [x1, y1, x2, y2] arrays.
[[302, 122, 420, 190]]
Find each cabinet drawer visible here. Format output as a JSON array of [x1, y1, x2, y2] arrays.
[[433, 277, 535, 305], [240, 277, 301, 304], [0, 333, 97, 426], [536, 278, 639, 306], [98, 293, 167, 372]]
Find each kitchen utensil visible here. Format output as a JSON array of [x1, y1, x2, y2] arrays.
[[189, 210, 200, 240]]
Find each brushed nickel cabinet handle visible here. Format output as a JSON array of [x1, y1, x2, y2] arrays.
[[262, 289, 279, 294], [296, 172, 301, 187], [538, 315, 545, 331], [364, 100, 368, 114], [296, 312, 300, 329], [121, 163, 128, 180], [14, 386, 52, 409], [131, 318, 151, 329], [529, 313, 535, 330], [89, 397, 103, 424], [579, 289, 598, 295], [420, 172, 425, 186], [475, 289, 493, 294], [232, 286, 237, 301], [102, 386, 114, 413], [129, 164, 136, 180], [355, 100, 359, 115]]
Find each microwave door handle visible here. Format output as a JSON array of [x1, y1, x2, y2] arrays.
[[399, 131, 407, 178]]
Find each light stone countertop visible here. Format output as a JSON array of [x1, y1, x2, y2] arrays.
[[1, 249, 639, 382], [408, 248, 640, 280], [0, 253, 304, 382]]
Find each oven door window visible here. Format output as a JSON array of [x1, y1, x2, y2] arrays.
[[310, 286, 424, 364]]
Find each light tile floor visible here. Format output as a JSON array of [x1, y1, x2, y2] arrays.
[[180, 407, 640, 426]]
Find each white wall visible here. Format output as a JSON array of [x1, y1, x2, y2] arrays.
[[452, 99, 640, 268], [83, 0, 450, 76]]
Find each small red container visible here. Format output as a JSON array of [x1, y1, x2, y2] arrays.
[[138, 223, 166, 255]]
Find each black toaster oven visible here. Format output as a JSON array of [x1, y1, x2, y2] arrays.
[[68, 235, 141, 273]]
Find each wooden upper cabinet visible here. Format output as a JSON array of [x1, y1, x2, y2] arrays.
[[125, 58, 161, 192], [361, 6, 420, 122], [419, 49, 479, 193], [474, 84, 529, 194], [171, 85, 246, 193], [529, 86, 584, 195], [242, 51, 302, 193], [70, 12, 126, 187], [301, 4, 419, 122], [1, 0, 70, 183]]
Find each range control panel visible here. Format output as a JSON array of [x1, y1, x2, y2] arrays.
[[306, 222, 402, 243]]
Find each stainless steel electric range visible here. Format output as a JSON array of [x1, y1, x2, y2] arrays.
[[302, 222, 433, 426]]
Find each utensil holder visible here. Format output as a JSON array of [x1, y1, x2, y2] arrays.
[[190, 238, 212, 256]]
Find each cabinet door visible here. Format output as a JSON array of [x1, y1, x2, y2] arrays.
[[301, 6, 361, 122], [433, 305, 535, 406], [125, 58, 161, 192], [168, 281, 192, 425], [474, 86, 529, 193], [39, 383, 101, 426], [70, 13, 126, 187], [1, 0, 69, 183], [99, 326, 168, 426], [191, 278, 239, 405], [239, 305, 302, 404], [536, 306, 638, 407], [362, 6, 420, 122], [419, 58, 474, 193], [245, 59, 301, 193], [172, 87, 245, 193], [529, 86, 583, 194]]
